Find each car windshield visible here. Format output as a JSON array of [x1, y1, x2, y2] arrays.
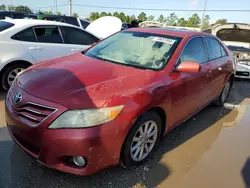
[[85, 30, 182, 70]]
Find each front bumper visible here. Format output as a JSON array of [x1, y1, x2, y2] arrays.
[[235, 64, 250, 78], [5, 86, 127, 176]]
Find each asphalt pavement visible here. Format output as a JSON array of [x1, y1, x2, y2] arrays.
[[0, 79, 250, 188]]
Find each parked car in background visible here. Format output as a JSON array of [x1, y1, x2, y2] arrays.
[[36, 14, 91, 29], [203, 23, 250, 79], [0, 11, 37, 20], [121, 22, 133, 29], [0, 19, 100, 90], [6, 27, 234, 176]]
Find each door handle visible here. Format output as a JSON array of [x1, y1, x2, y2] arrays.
[[29, 46, 42, 50], [71, 48, 81, 52]]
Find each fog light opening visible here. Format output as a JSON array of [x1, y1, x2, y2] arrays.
[[72, 156, 86, 167]]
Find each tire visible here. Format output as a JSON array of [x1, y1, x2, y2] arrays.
[[121, 111, 162, 167], [1, 63, 30, 90], [215, 80, 231, 106]]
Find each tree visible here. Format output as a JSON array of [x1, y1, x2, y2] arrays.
[[201, 14, 210, 28], [57, 12, 62, 16], [157, 14, 166, 23], [89, 12, 100, 21], [138, 12, 147, 22], [7, 5, 15, 11], [100, 12, 107, 17], [73, 13, 78, 17], [119, 12, 126, 22], [166, 13, 178, 26], [15, 5, 32, 13], [0, 4, 6, 11], [215, 19, 227, 25], [148, 15, 154, 21], [41, 11, 53, 15], [186, 13, 201, 27], [177, 17, 188, 27]]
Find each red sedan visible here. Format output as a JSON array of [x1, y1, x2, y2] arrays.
[[5, 27, 234, 176]]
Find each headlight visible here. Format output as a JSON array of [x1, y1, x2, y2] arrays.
[[48, 105, 124, 129], [238, 61, 250, 66]]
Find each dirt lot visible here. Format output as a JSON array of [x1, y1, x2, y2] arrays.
[[0, 80, 250, 188]]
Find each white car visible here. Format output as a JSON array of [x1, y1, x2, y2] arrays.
[[0, 17, 122, 90], [209, 23, 250, 79]]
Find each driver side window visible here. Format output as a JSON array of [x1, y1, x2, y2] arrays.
[[180, 37, 207, 64]]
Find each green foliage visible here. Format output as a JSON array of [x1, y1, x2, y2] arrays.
[[138, 12, 147, 21], [215, 19, 227, 25], [186, 13, 201, 27], [201, 14, 210, 28], [40, 11, 53, 15], [89, 12, 100, 21], [177, 17, 188, 26], [0, 4, 6, 11], [73, 13, 78, 17], [166, 13, 178, 26], [7, 5, 15, 11], [157, 14, 166, 23], [148, 15, 154, 21], [15, 5, 32, 13]]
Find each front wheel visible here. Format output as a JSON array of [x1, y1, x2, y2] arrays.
[[1, 63, 29, 90], [121, 111, 162, 167], [215, 80, 231, 106]]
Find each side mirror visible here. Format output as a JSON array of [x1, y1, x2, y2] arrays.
[[176, 61, 201, 73]]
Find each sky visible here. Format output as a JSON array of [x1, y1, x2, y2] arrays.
[[1, 0, 250, 23]]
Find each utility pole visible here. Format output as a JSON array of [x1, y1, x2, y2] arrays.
[[201, 0, 208, 29], [69, 0, 72, 16], [54, 0, 57, 14]]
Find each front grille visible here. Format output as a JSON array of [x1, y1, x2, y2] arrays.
[[11, 102, 57, 126], [236, 71, 250, 76]]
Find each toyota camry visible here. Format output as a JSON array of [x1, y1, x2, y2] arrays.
[[5, 27, 234, 176]]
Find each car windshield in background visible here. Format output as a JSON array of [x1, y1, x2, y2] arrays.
[[0, 21, 14, 32], [85, 31, 181, 70]]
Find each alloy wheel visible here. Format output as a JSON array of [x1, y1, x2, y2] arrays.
[[130, 120, 158, 162], [7, 68, 25, 86]]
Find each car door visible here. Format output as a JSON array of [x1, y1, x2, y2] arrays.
[[20, 26, 71, 62], [169, 37, 212, 127], [60, 26, 99, 54], [204, 37, 231, 99]]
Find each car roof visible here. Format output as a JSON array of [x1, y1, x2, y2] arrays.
[[127, 27, 210, 38], [2, 19, 77, 28]]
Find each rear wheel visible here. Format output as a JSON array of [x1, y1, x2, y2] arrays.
[[1, 63, 29, 90], [121, 111, 162, 167], [215, 80, 231, 106]]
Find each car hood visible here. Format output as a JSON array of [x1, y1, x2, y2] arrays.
[[18, 53, 157, 109], [85, 16, 122, 39], [213, 23, 250, 45]]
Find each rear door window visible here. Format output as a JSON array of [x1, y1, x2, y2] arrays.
[[61, 26, 99, 45], [11, 28, 36, 42], [34, 26, 63, 43], [0, 21, 14, 32], [205, 37, 222, 60], [180, 37, 207, 64]]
